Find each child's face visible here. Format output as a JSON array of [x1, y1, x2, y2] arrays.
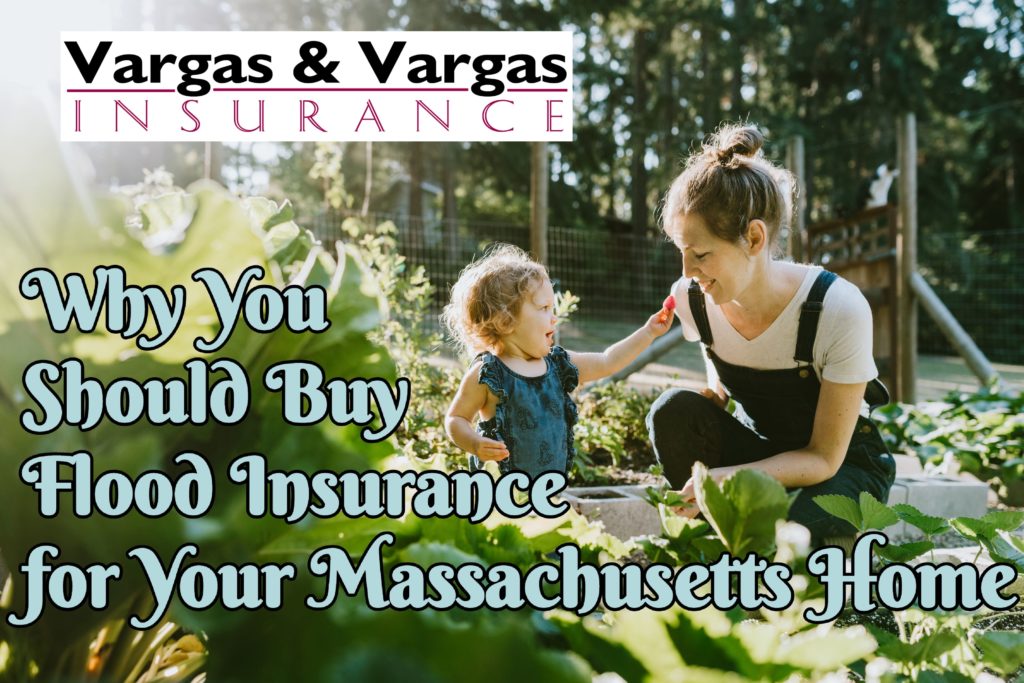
[[504, 277, 557, 360]]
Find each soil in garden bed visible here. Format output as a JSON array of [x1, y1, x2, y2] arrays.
[[572, 446, 662, 488]]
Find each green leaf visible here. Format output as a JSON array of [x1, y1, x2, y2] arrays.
[[916, 670, 973, 683], [550, 609, 685, 682], [724, 468, 791, 519], [399, 541, 484, 567], [950, 516, 997, 543], [646, 485, 688, 509], [874, 540, 934, 563], [721, 469, 791, 555], [663, 611, 750, 673], [813, 495, 863, 530], [772, 625, 877, 670], [480, 525, 540, 567], [659, 506, 711, 543], [694, 462, 739, 550], [510, 514, 569, 541], [980, 530, 1024, 573], [876, 628, 960, 664], [265, 198, 295, 229], [260, 517, 417, 557], [892, 504, 950, 536], [694, 463, 790, 556], [858, 492, 900, 530], [973, 630, 1024, 674], [137, 190, 197, 242], [690, 536, 729, 562], [982, 510, 1024, 532], [262, 220, 304, 259]]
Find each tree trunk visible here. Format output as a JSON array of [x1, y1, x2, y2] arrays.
[[631, 28, 650, 239], [204, 142, 223, 185], [442, 143, 458, 262], [1008, 150, 1018, 232], [631, 28, 653, 305], [361, 141, 373, 216], [731, 0, 748, 116], [408, 142, 424, 250], [700, 24, 720, 135], [659, 37, 677, 165]]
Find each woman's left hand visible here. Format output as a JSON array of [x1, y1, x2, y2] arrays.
[[671, 477, 700, 517], [673, 467, 735, 517]]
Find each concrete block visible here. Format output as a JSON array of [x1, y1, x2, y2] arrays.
[[884, 475, 990, 541], [893, 453, 923, 476], [562, 485, 662, 540]]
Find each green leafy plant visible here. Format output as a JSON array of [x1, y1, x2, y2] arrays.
[[0, 147, 399, 680], [0, 130, 599, 681], [814, 492, 1024, 679], [575, 382, 659, 469], [340, 216, 466, 472], [874, 386, 1024, 504], [813, 492, 930, 562], [691, 462, 796, 558]]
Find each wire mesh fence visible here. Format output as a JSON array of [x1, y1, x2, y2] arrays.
[[918, 228, 1024, 366], [312, 211, 683, 333], [312, 211, 1024, 366]]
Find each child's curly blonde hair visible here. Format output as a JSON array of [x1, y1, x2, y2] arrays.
[[442, 244, 549, 357]]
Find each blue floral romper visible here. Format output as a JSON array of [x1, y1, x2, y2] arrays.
[[471, 346, 579, 477]]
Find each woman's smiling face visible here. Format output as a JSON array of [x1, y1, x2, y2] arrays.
[[671, 213, 756, 304]]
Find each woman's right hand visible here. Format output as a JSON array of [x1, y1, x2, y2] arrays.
[[474, 436, 510, 461], [699, 387, 728, 410]]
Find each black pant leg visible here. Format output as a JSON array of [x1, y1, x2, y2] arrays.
[[647, 389, 776, 488]]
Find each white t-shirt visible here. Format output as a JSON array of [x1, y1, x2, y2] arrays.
[[671, 265, 878, 386]]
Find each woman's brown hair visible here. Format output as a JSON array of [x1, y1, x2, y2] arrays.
[[662, 124, 795, 253]]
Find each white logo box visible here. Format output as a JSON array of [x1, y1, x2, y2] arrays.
[[60, 31, 574, 142]]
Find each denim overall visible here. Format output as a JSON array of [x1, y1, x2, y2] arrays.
[[471, 345, 579, 477], [647, 271, 896, 544]]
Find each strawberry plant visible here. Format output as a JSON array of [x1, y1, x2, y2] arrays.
[[874, 386, 1024, 504]]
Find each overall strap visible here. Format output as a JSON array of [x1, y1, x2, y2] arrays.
[[794, 270, 838, 363], [688, 280, 714, 346]]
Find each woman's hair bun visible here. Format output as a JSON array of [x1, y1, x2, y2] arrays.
[[665, 121, 792, 251], [712, 125, 764, 166]]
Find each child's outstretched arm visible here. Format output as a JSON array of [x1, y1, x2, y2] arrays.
[[570, 300, 674, 384], [445, 361, 510, 462]]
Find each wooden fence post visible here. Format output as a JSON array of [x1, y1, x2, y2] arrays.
[[786, 135, 806, 262], [531, 142, 549, 265], [897, 114, 918, 403]]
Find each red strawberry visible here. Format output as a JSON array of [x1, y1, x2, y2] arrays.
[[662, 294, 676, 311]]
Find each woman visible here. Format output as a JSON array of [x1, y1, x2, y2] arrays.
[[648, 123, 895, 546]]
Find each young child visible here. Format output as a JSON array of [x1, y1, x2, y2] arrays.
[[442, 244, 673, 477]]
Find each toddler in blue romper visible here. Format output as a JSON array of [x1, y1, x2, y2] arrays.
[[442, 244, 673, 478], [473, 347, 579, 475]]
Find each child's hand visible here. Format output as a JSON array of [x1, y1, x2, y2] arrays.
[[474, 435, 510, 461], [645, 299, 675, 338]]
